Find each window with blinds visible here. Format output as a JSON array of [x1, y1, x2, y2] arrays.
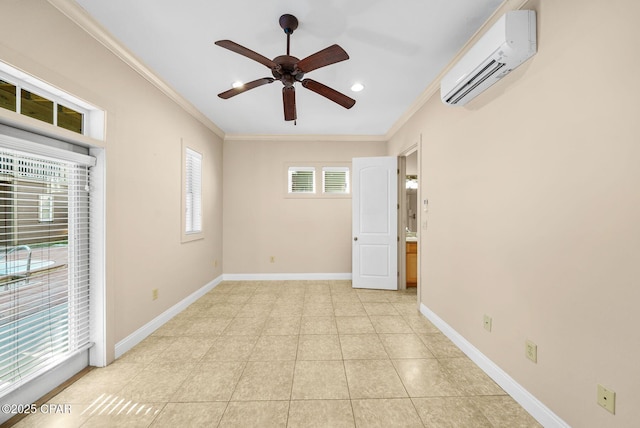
[[185, 148, 202, 234], [0, 147, 91, 397], [288, 167, 316, 193], [323, 167, 350, 194]]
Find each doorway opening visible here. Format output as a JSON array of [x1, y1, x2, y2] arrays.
[[398, 149, 419, 291], [405, 173, 418, 287]]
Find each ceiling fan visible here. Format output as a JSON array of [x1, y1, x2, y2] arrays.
[[215, 14, 356, 122]]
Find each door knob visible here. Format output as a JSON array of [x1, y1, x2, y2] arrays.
[[354, 237, 358, 241]]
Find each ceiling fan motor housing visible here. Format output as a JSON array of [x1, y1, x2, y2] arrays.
[[272, 55, 304, 86]]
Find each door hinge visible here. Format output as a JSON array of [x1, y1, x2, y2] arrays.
[[397, 203, 400, 210], [397, 236, 400, 242]]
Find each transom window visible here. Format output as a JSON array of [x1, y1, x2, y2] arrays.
[[1, 79, 84, 135], [0, 62, 105, 140]]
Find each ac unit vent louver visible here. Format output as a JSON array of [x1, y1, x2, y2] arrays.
[[441, 10, 536, 106], [445, 60, 506, 105]]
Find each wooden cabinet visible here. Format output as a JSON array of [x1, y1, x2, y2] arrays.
[[406, 241, 417, 287]]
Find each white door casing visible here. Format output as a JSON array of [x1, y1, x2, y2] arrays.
[[352, 156, 398, 290]]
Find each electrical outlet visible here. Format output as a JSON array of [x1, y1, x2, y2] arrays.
[[152, 289, 158, 301], [525, 340, 537, 363], [270, 256, 275, 263], [483, 315, 492, 332], [597, 384, 616, 414]]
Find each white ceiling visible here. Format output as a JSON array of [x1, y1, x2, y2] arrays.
[[74, 0, 503, 137]]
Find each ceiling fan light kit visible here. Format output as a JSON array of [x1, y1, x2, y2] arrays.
[[215, 14, 355, 122]]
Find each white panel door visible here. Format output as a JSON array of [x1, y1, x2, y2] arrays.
[[352, 156, 398, 290]]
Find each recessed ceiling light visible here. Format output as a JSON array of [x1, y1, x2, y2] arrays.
[[350, 82, 364, 92], [231, 81, 244, 88]]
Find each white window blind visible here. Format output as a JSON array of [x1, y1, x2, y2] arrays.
[[323, 167, 350, 194], [0, 147, 91, 397], [185, 148, 202, 234], [288, 167, 315, 193]]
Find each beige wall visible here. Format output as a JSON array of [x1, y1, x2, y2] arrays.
[[389, 0, 640, 426], [1, 0, 224, 362], [223, 138, 386, 275]]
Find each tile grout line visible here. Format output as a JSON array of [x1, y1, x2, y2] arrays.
[[330, 286, 359, 428]]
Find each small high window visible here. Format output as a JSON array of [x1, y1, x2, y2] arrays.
[[288, 167, 315, 193], [323, 166, 350, 194], [284, 163, 350, 198]]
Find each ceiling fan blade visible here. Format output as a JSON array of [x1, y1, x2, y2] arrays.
[[282, 87, 296, 121], [218, 77, 275, 99], [215, 40, 277, 69], [296, 44, 349, 73], [301, 79, 355, 109]]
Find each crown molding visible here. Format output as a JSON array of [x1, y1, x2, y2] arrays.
[[384, 0, 530, 141], [224, 133, 387, 143], [47, 0, 226, 140]]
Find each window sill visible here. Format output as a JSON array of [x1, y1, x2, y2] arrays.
[[181, 232, 203, 243]]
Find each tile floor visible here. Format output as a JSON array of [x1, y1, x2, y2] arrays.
[[13, 280, 541, 427]]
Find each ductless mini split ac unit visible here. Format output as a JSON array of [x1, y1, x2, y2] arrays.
[[441, 10, 537, 106]]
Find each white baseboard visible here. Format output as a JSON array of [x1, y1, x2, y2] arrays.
[[114, 275, 224, 359], [419, 303, 569, 428], [222, 273, 352, 281]]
